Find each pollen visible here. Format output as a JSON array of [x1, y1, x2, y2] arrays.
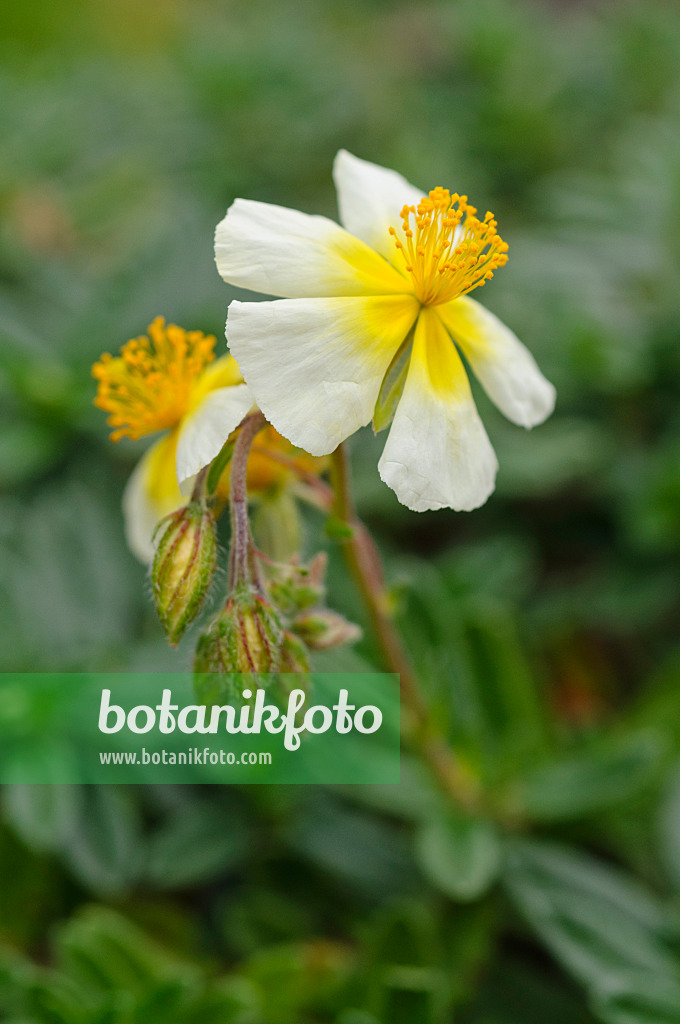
[[389, 188, 508, 305], [92, 317, 216, 441]]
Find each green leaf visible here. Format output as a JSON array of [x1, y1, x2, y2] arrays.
[[520, 731, 664, 823], [339, 757, 447, 823], [143, 799, 247, 889], [2, 783, 80, 852], [415, 813, 501, 902], [372, 334, 413, 433], [285, 793, 414, 899], [494, 417, 613, 497], [396, 555, 549, 785], [337, 1012, 381, 1024], [242, 941, 351, 1024], [324, 516, 355, 541], [54, 905, 199, 996], [504, 838, 680, 1015], [59, 786, 144, 895], [463, 957, 597, 1024], [253, 488, 301, 561], [0, 475, 138, 670], [363, 903, 449, 1024], [593, 976, 680, 1024], [658, 762, 680, 895]]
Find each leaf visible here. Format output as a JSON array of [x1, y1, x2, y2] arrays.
[[494, 417, 613, 497], [593, 974, 680, 1024], [363, 903, 449, 1024], [339, 756, 447, 823], [504, 838, 680, 1017], [285, 793, 414, 900], [207, 437, 236, 494], [143, 798, 247, 889], [415, 813, 501, 902], [2, 783, 80, 852], [520, 731, 664, 823], [54, 905, 198, 996], [324, 516, 355, 541], [336, 1012, 381, 1024], [372, 334, 413, 433], [463, 957, 597, 1024], [396, 565, 548, 784], [658, 762, 680, 895], [1, 475, 139, 670], [60, 786, 144, 895], [242, 941, 351, 1024]]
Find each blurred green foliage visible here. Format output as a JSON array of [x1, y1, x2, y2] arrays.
[[1, 0, 680, 1020]]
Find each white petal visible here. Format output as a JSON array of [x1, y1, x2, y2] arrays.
[[215, 198, 407, 299], [175, 383, 254, 486], [333, 150, 426, 265], [227, 294, 420, 456], [123, 435, 184, 564], [378, 308, 497, 512], [437, 296, 556, 428]]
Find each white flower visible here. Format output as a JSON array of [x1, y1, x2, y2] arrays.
[[215, 151, 556, 512]]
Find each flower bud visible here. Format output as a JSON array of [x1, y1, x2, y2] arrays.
[[151, 502, 217, 646], [280, 630, 311, 673], [193, 585, 284, 675], [266, 553, 327, 616], [292, 609, 362, 651]]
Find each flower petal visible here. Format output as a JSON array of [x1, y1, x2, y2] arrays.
[[227, 294, 420, 456], [215, 198, 407, 299], [378, 307, 497, 512], [175, 383, 255, 486], [333, 150, 425, 265], [436, 296, 556, 428], [123, 434, 184, 563]]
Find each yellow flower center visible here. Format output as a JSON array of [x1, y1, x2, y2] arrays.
[[389, 187, 509, 306], [92, 317, 216, 441]]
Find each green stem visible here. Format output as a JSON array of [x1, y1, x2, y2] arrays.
[[228, 411, 267, 591], [190, 464, 210, 504], [330, 442, 483, 814]]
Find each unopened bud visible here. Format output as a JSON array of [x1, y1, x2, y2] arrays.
[[280, 630, 311, 673], [152, 503, 217, 646], [266, 552, 327, 616], [292, 609, 362, 651], [194, 585, 283, 674]]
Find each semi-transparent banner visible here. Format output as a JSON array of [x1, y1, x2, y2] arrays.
[[0, 673, 400, 784]]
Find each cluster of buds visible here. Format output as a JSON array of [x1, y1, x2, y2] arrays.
[[151, 502, 217, 646], [149, 412, 359, 690], [194, 584, 283, 675], [266, 553, 361, 652], [192, 552, 360, 691]]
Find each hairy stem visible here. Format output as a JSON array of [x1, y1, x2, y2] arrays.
[[330, 442, 483, 813], [190, 464, 210, 504], [228, 411, 267, 591]]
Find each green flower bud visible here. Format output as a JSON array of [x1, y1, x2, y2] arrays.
[[266, 552, 327, 616], [292, 609, 362, 651], [193, 585, 284, 675], [280, 630, 311, 673], [151, 502, 217, 646]]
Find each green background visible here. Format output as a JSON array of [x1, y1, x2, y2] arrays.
[[2, 0, 680, 1021]]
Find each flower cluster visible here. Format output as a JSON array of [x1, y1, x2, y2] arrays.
[[92, 150, 555, 671], [93, 317, 321, 562], [215, 151, 555, 511]]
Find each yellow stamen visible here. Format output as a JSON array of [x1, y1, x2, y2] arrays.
[[92, 317, 216, 441], [390, 188, 508, 305]]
